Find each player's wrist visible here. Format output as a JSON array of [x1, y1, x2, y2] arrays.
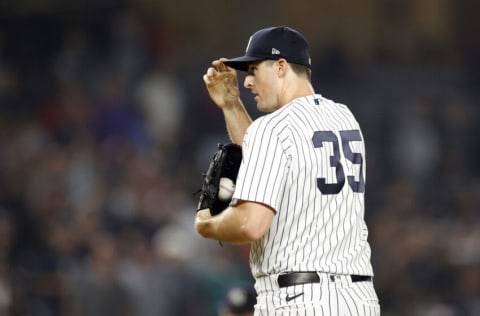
[[221, 97, 244, 111]]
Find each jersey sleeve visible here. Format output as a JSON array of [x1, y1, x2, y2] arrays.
[[232, 117, 290, 213]]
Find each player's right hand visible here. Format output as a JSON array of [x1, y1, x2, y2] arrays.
[[203, 58, 241, 109]]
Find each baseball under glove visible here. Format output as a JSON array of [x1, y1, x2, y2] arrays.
[[197, 143, 242, 216]]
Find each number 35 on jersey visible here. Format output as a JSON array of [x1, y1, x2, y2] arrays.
[[312, 129, 365, 195]]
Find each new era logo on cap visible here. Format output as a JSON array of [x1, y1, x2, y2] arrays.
[[224, 25, 311, 71], [271, 48, 281, 55]]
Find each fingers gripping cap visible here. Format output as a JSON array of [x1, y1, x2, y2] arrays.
[[224, 25, 311, 71]]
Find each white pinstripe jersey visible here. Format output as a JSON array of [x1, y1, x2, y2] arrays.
[[232, 94, 373, 279]]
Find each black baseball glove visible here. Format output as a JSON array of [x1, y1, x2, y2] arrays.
[[197, 143, 242, 216]]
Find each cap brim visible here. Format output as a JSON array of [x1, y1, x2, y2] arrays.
[[224, 55, 264, 72]]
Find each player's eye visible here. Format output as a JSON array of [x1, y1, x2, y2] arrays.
[[247, 67, 257, 76]]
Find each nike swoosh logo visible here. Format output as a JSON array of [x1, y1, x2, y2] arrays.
[[285, 292, 304, 302]]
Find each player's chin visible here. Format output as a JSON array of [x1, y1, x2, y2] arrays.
[[256, 101, 276, 113], [255, 99, 267, 112]]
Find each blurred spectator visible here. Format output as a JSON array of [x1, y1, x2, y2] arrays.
[[93, 73, 148, 151], [217, 282, 256, 316], [0, 211, 13, 316], [116, 228, 180, 316], [134, 60, 186, 151], [389, 96, 441, 185], [68, 232, 132, 316]]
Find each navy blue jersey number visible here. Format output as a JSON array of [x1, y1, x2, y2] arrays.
[[312, 129, 365, 194]]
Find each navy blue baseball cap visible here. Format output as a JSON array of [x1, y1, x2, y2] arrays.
[[224, 25, 311, 72]]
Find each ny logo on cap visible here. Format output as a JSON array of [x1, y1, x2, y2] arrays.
[[245, 36, 253, 53], [271, 48, 280, 55]]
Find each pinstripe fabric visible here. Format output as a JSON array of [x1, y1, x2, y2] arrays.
[[254, 273, 379, 315], [232, 94, 379, 314]]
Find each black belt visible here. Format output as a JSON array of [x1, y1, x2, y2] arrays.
[[277, 272, 372, 288]]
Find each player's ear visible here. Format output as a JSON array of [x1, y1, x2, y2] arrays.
[[276, 59, 288, 77]]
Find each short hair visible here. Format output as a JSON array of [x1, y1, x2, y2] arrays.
[[290, 63, 311, 81], [261, 59, 311, 81]]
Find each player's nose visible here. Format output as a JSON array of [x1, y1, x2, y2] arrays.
[[244, 75, 253, 89]]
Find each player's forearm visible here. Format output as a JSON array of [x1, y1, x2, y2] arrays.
[[196, 206, 255, 244], [222, 99, 252, 145]]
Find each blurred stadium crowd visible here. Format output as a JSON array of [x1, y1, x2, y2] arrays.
[[1, 3, 479, 316]]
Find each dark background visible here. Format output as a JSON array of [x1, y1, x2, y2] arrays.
[[0, 1, 479, 315]]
